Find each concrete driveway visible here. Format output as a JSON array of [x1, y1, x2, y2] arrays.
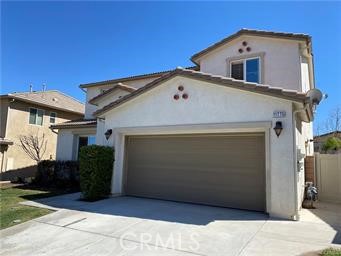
[[1, 193, 340, 256]]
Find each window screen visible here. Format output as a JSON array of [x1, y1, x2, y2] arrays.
[[29, 108, 43, 125], [37, 109, 44, 125], [50, 112, 56, 123], [231, 62, 244, 80], [29, 108, 37, 125]]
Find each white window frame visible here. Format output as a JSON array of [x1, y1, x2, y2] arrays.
[[29, 107, 44, 126], [75, 135, 96, 160], [49, 112, 57, 124], [230, 57, 261, 83]]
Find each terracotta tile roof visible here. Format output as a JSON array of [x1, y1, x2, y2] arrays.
[[50, 119, 97, 129], [94, 67, 309, 116], [79, 66, 199, 88], [191, 29, 312, 64], [2, 90, 84, 115], [89, 83, 136, 105]]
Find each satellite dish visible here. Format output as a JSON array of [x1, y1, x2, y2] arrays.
[[306, 89, 323, 105]]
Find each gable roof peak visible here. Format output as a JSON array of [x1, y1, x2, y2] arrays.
[[191, 28, 311, 64], [88, 82, 137, 105]]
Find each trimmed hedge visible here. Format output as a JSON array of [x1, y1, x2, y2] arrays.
[[35, 160, 80, 189], [79, 145, 114, 201]]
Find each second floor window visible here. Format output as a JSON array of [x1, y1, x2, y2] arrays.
[[29, 108, 43, 125], [231, 57, 260, 83], [50, 112, 57, 123]]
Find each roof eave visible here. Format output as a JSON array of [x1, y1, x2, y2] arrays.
[[80, 71, 170, 89], [8, 96, 84, 115], [191, 30, 311, 64], [79, 66, 199, 89], [0, 139, 14, 145], [50, 123, 97, 129], [89, 85, 136, 105]]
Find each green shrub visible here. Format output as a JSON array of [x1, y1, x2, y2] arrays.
[[35, 160, 79, 189], [322, 137, 341, 152], [79, 145, 114, 201], [321, 248, 341, 256]]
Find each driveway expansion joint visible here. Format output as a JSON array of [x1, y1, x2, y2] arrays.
[[236, 218, 268, 255], [33, 218, 206, 256], [63, 217, 87, 227]]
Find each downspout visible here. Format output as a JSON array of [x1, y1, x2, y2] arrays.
[[292, 103, 310, 220], [300, 42, 315, 90], [79, 86, 87, 93], [50, 127, 58, 135]]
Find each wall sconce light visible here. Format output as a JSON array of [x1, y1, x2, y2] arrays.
[[273, 121, 283, 137], [104, 129, 112, 140]]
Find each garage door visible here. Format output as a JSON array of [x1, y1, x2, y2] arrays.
[[124, 133, 266, 211]]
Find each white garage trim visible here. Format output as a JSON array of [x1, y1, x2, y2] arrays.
[[112, 121, 271, 213]]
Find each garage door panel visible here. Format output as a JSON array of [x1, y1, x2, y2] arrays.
[[125, 133, 265, 211]]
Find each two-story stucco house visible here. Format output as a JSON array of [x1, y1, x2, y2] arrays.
[[0, 90, 84, 179], [53, 29, 322, 220]]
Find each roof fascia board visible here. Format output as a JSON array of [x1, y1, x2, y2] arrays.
[[8, 96, 84, 115]]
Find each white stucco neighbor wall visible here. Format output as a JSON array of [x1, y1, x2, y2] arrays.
[[56, 128, 96, 161], [301, 57, 310, 93], [56, 129, 75, 161], [99, 76, 301, 219], [97, 90, 130, 109], [85, 87, 103, 119], [294, 116, 314, 210], [199, 35, 302, 91], [124, 77, 159, 89], [295, 119, 306, 210], [84, 77, 160, 119]]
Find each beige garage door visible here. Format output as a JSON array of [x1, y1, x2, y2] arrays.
[[124, 133, 266, 211]]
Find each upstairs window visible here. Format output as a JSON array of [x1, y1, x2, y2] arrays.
[[29, 108, 44, 125], [231, 57, 260, 83], [50, 112, 57, 123], [231, 62, 244, 80]]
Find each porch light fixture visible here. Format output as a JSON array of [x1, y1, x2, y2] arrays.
[[273, 121, 283, 137], [104, 129, 112, 140]]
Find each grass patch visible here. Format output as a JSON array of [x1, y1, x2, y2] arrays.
[[0, 185, 74, 229], [321, 248, 341, 256]]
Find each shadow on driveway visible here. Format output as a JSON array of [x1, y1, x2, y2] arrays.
[[304, 201, 341, 244], [21, 192, 269, 226]]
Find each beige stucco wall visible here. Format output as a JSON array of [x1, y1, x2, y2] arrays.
[[3, 100, 82, 172], [0, 98, 9, 138], [98, 76, 303, 219], [198, 35, 304, 91]]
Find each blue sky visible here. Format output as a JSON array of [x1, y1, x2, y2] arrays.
[[1, 1, 340, 134]]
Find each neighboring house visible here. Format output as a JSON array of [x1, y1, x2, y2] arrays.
[[0, 90, 84, 178], [54, 29, 321, 220], [314, 131, 341, 153]]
